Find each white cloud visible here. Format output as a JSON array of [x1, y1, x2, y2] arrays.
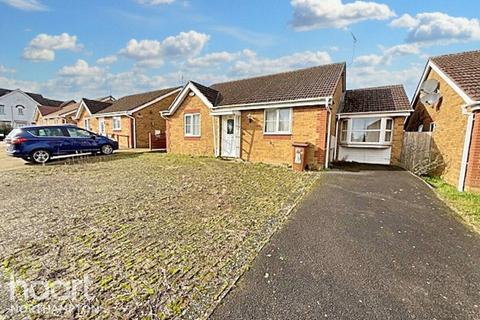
[[0, 0, 47, 11], [232, 50, 332, 76], [0, 65, 16, 74], [135, 0, 175, 5], [186, 51, 240, 68], [96, 55, 118, 65], [349, 64, 422, 97], [355, 43, 421, 66], [162, 31, 210, 57], [120, 30, 209, 67], [391, 12, 480, 44], [291, 0, 395, 31], [0, 76, 40, 92], [213, 26, 278, 47], [23, 33, 81, 61], [58, 59, 104, 78]]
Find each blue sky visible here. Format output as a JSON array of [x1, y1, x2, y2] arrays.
[[0, 0, 479, 100]]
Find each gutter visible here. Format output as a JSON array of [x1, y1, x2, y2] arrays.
[[210, 97, 331, 112], [458, 101, 480, 191], [125, 114, 137, 148], [325, 101, 333, 169]]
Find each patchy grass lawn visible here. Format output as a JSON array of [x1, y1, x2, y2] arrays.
[[425, 176, 480, 233], [0, 153, 317, 319]]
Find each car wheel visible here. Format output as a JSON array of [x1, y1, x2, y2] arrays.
[[31, 149, 50, 164], [100, 144, 114, 155]]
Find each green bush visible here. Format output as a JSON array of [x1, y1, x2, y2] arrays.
[[0, 123, 13, 138]]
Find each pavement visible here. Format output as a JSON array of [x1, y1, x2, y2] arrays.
[[211, 165, 480, 320]]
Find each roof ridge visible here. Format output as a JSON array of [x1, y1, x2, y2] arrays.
[[117, 86, 182, 100], [211, 62, 346, 87], [347, 84, 404, 91], [431, 49, 480, 60]]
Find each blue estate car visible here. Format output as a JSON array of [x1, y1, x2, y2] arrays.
[[5, 125, 119, 164]]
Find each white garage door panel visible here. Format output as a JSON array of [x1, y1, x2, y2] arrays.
[[338, 146, 391, 165]]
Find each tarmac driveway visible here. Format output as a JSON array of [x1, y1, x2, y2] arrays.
[[212, 165, 480, 320]]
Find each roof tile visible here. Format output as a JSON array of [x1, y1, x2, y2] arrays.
[[208, 63, 345, 107], [98, 87, 181, 114], [340, 85, 411, 114], [431, 50, 480, 101]]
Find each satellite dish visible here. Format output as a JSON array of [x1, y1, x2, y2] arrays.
[[420, 79, 439, 94], [421, 92, 441, 106]]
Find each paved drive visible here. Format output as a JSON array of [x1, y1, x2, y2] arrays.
[[212, 166, 480, 320]]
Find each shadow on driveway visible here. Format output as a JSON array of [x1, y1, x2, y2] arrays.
[[211, 167, 480, 320]]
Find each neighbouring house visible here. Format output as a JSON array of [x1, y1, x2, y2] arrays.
[[33, 100, 77, 125], [405, 50, 480, 192], [34, 96, 113, 125], [0, 88, 65, 128], [336, 85, 412, 165], [74, 98, 113, 135], [75, 88, 181, 148], [162, 63, 346, 169]]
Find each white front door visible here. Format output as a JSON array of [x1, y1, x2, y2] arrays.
[[221, 115, 237, 157], [98, 118, 106, 136]]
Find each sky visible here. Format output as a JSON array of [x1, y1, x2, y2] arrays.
[[0, 0, 479, 101]]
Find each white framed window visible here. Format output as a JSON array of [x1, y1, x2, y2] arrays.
[[429, 122, 436, 132], [0, 105, 4, 114], [340, 119, 348, 143], [83, 118, 90, 130], [339, 117, 393, 145], [184, 113, 201, 137], [264, 108, 292, 134], [16, 105, 25, 116], [384, 119, 393, 142], [113, 116, 122, 131]]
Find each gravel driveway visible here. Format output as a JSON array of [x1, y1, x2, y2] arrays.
[[0, 153, 316, 319], [212, 165, 480, 320]]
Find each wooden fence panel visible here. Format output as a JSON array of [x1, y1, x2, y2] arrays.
[[149, 132, 166, 150], [400, 132, 433, 174]]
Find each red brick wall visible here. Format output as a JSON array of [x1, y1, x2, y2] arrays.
[[466, 112, 480, 192], [240, 107, 328, 169]]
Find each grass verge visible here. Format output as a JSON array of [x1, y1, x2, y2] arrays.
[[425, 176, 480, 233]]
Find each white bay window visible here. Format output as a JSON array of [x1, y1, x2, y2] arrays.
[[340, 117, 393, 145], [264, 108, 292, 134]]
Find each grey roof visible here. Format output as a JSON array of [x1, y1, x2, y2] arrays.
[[83, 98, 112, 114], [431, 50, 480, 101], [98, 87, 180, 114], [340, 85, 411, 114], [189, 63, 345, 107], [38, 105, 62, 116], [0, 88, 65, 107], [191, 81, 220, 105]]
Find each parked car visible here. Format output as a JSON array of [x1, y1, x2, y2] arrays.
[[5, 125, 119, 164]]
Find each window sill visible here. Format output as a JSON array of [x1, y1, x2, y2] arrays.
[[263, 134, 292, 140], [340, 143, 392, 149], [113, 129, 122, 132], [184, 136, 201, 140]]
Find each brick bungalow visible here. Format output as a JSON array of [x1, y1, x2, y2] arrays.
[[405, 50, 480, 192], [162, 63, 346, 169], [74, 98, 113, 135], [75, 87, 181, 148], [336, 85, 412, 165], [34, 101, 79, 125]]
